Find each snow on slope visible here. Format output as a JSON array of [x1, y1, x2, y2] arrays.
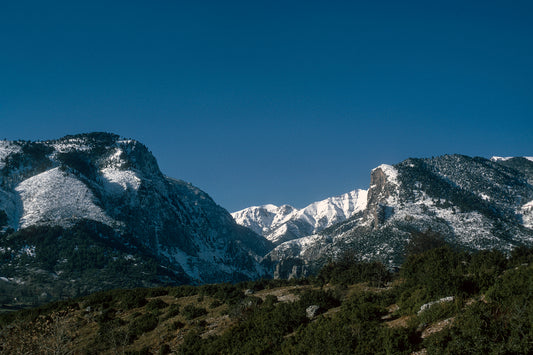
[[491, 156, 533, 162], [0, 141, 22, 170], [522, 200, 533, 229], [232, 189, 367, 244], [101, 167, 141, 194], [14, 167, 116, 229]]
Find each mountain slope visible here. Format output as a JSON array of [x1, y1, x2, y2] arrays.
[[264, 155, 533, 278], [232, 189, 367, 245], [0, 133, 271, 303]]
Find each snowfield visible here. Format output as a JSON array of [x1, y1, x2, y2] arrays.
[[14, 167, 116, 229]]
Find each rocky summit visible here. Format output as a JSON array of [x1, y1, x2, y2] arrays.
[[258, 155, 533, 278]]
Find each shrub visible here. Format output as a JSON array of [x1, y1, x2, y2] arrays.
[[128, 313, 159, 339], [182, 305, 207, 320], [146, 299, 169, 312], [170, 285, 198, 298], [209, 299, 222, 309], [116, 291, 148, 310], [170, 320, 185, 330], [165, 304, 180, 319], [315, 257, 392, 287], [147, 288, 170, 297], [417, 298, 461, 324], [298, 289, 341, 311]]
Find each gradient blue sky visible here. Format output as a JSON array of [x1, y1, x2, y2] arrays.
[[1, 1, 532, 211]]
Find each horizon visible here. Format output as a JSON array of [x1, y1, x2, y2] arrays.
[[1, 1, 532, 211]]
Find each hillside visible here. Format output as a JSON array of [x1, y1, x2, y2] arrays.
[[1, 244, 531, 354], [264, 155, 533, 278], [0, 133, 271, 305]]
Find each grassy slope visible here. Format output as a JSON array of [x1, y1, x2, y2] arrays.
[[0, 246, 532, 354]]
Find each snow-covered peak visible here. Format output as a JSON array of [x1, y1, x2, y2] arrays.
[[231, 204, 297, 236], [232, 189, 368, 244]]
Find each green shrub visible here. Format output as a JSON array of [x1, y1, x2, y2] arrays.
[[147, 288, 170, 297], [209, 299, 222, 309], [165, 304, 180, 318], [399, 246, 469, 310], [128, 313, 159, 339], [170, 320, 185, 330], [170, 285, 198, 298], [417, 299, 461, 324], [298, 289, 341, 311], [158, 344, 171, 355], [116, 291, 148, 310], [315, 257, 392, 287], [146, 299, 169, 312], [182, 305, 207, 320]]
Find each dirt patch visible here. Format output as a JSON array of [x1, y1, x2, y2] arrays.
[[421, 317, 454, 339], [386, 315, 413, 328]]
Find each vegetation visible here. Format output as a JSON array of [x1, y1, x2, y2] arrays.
[[0, 221, 185, 305], [0, 243, 531, 354]]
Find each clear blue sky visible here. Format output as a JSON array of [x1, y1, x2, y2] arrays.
[[1, 1, 532, 212]]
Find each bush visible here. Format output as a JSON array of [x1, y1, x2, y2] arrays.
[[417, 299, 461, 324], [298, 289, 341, 311], [115, 291, 148, 310], [182, 305, 207, 320], [170, 320, 185, 330], [128, 313, 159, 339], [315, 257, 392, 287], [209, 299, 222, 309], [399, 246, 469, 309], [170, 285, 198, 298], [146, 299, 169, 312], [165, 304, 180, 319], [147, 288, 170, 297]]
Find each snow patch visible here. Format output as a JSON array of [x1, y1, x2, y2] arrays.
[[521, 200, 533, 229], [15, 167, 116, 229], [101, 167, 141, 194], [491, 156, 533, 162], [480, 193, 490, 201], [491, 156, 513, 162], [51, 138, 92, 153]]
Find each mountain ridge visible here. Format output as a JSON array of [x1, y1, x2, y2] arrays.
[[232, 189, 367, 245], [256, 154, 533, 278], [0, 133, 271, 304]]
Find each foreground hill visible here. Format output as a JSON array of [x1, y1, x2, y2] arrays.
[[0, 133, 271, 304], [1, 244, 531, 354]]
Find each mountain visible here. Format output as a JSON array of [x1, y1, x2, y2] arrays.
[[262, 155, 533, 278], [0, 133, 271, 304], [231, 189, 368, 245]]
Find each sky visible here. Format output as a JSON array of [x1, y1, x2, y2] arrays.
[[1, 1, 532, 212]]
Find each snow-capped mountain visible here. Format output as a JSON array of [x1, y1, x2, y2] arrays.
[[265, 155, 533, 278], [232, 189, 367, 245], [0, 133, 271, 303]]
